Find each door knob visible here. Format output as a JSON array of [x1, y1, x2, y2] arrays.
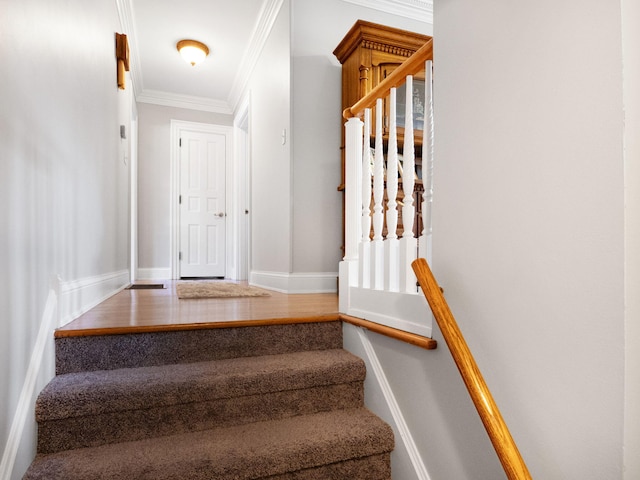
[[216, 212, 225, 217]]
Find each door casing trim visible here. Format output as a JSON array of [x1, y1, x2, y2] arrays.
[[169, 120, 233, 280]]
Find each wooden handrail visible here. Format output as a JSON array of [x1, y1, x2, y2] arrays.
[[343, 38, 434, 120], [412, 258, 532, 480], [340, 314, 437, 350]]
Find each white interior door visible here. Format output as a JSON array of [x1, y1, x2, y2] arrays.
[[179, 130, 226, 278]]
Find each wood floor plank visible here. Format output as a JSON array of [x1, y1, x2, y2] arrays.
[[56, 282, 339, 338]]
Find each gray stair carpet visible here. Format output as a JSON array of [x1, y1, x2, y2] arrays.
[[24, 321, 395, 479]]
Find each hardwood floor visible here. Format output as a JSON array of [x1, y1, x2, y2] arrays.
[[56, 281, 339, 338]]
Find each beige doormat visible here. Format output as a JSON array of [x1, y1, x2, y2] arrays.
[[176, 281, 271, 299]]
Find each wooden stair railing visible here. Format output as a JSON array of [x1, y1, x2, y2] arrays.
[[412, 258, 532, 480], [343, 38, 433, 120]]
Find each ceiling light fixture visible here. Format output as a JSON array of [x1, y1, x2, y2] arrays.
[[176, 39, 209, 67]]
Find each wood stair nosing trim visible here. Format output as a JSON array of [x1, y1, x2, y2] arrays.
[[54, 315, 341, 338]]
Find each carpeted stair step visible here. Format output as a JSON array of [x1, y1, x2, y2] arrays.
[[36, 349, 365, 454], [55, 321, 343, 374], [24, 407, 394, 480]]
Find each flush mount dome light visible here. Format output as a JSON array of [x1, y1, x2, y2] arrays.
[[177, 39, 209, 66]]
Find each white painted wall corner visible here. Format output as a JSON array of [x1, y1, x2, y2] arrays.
[[249, 271, 338, 293], [58, 270, 130, 327], [136, 268, 172, 281]]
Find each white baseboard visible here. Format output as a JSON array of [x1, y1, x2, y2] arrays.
[[58, 270, 130, 327], [0, 270, 131, 479], [136, 268, 171, 281], [343, 324, 432, 480], [0, 288, 57, 480], [249, 271, 338, 293]]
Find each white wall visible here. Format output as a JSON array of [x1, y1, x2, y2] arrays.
[[291, 55, 343, 274], [136, 103, 232, 277], [622, 0, 640, 477], [0, 1, 133, 477], [432, 0, 625, 478], [247, 0, 292, 277]]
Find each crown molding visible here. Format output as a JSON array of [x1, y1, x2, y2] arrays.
[[342, 0, 433, 24], [115, 0, 144, 97], [227, 0, 285, 112], [136, 90, 233, 114]]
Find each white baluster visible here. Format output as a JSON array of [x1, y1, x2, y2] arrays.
[[386, 90, 399, 240], [359, 109, 372, 288], [399, 75, 417, 292], [419, 60, 434, 262], [402, 75, 415, 239], [361, 109, 372, 241], [384, 88, 400, 292], [371, 99, 385, 289], [372, 100, 384, 241]]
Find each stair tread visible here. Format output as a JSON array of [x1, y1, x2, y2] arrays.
[[25, 408, 394, 480], [37, 349, 365, 422]]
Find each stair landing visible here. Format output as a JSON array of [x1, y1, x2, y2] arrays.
[[56, 281, 339, 337]]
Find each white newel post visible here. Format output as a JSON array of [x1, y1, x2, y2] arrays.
[[371, 100, 385, 290], [384, 88, 400, 292], [399, 75, 418, 292], [419, 60, 434, 262], [339, 116, 363, 312]]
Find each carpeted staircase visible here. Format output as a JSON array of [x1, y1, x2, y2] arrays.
[[24, 321, 394, 479]]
